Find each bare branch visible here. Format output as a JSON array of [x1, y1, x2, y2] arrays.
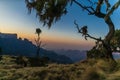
[[73, 0, 95, 15], [73, 0, 106, 18], [88, 0, 94, 6], [96, 0, 104, 13], [74, 20, 81, 33], [74, 20, 103, 42], [105, 0, 120, 21], [105, 0, 111, 12]]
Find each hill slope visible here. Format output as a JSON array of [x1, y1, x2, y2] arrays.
[[0, 38, 73, 64], [0, 55, 120, 80]]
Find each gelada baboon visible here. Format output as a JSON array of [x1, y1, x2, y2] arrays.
[[81, 26, 88, 36]]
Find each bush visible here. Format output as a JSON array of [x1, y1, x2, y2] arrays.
[[87, 48, 106, 59], [15, 56, 28, 67], [28, 57, 49, 67]]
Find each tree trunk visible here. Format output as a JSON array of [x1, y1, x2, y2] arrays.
[[104, 17, 115, 42], [103, 17, 115, 61], [36, 47, 40, 57], [93, 12, 115, 61]]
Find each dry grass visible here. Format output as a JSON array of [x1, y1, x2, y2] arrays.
[[0, 55, 120, 80]]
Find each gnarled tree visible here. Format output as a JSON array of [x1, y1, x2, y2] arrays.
[[25, 0, 120, 61]]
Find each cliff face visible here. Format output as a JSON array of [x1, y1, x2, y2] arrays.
[[0, 34, 73, 63], [0, 33, 17, 39]]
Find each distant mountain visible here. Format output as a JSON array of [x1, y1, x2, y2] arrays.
[[0, 33, 73, 64], [40, 49, 73, 64], [54, 49, 87, 62], [54, 49, 120, 62], [0, 38, 36, 56]]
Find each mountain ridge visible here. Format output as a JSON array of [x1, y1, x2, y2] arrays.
[[54, 49, 87, 62], [0, 33, 73, 64]]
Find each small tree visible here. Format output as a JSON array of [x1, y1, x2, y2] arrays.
[[35, 28, 45, 57]]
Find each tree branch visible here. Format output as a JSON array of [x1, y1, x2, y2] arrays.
[[74, 20, 103, 41], [72, 0, 106, 17], [73, 0, 95, 15], [96, 0, 104, 13], [105, 0, 120, 21]]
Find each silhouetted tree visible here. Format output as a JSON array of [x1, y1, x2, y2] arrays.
[[25, 0, 120, 61], [35, 28, 45, 57], [36, 28, 42, 36]]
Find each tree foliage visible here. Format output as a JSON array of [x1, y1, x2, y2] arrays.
[[36, 28, 42, 36], [25, 0, 72, 28], [111, 29, 120, 52]]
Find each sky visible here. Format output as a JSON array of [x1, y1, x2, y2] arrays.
[[0, 0, 120, 50]]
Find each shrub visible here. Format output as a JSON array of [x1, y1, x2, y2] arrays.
[[27, 56, 49, 67], [87, 48, 106, 59], [15, 56, 28, 67]]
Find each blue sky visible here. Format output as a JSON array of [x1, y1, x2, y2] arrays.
[[0, 0, 120, 50]]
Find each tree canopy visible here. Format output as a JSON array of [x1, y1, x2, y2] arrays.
[[25, 0, 71, 28], [25, 0, 120, 28], [36, 28, 42, 36]]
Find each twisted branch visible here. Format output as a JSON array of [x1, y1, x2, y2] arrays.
[[72, 0, 95, 15], [74, 20, 103, 42]]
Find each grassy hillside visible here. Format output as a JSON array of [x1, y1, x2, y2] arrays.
[[0, 55, 120, 80]]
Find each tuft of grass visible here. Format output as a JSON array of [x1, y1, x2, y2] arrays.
[[94, 59, 117, 73], [81, 67, 106, 80]]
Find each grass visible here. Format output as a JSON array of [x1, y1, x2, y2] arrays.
[[0, 55, 120, 80]]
